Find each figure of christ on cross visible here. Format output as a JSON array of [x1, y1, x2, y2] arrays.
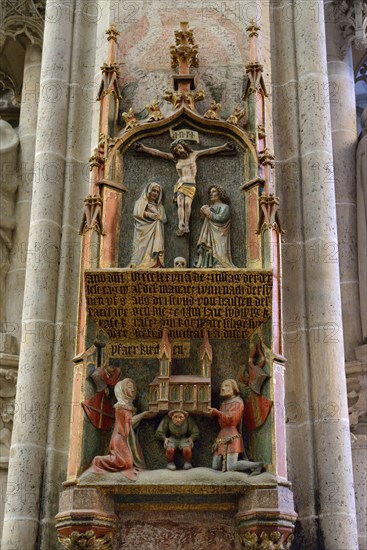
[[135, 139, 234, 236]]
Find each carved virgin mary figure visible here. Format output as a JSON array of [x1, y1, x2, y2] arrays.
[[130, 182, 167, 268], [196, 185, 235, 268]]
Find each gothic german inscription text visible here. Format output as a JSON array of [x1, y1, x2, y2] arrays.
[[85, 269, 272, 340]]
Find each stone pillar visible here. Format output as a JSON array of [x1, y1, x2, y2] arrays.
[[37, 1, 98, 546], [1, 2, 75, 549], [293, 1, 358, 547], [324, 5, 366, 547], [271, 0, 358, 548], [0, 119, 20, 536], [270, 1, 319, 546], [5, 44, 42, 347], [0, 120, 19, 349], [0, 355, 17, 530], [0, 41, 41, 544], [324, 0, 361, 360], [347, 358, 367, 550]]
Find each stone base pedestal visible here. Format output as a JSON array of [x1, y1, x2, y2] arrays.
[[55, 478, 296, 549], [55, 487, 118, 548], [236, 486, 296, 548]]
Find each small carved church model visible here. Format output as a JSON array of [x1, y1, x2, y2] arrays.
[[148, 329, 212, 412]]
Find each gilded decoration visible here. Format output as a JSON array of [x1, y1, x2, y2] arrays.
[[204, 100, 222, 120], [170, 22, 199, 70], [240, 530, 293, 550], [58, 530, 113, 550], [105, 24, 119, 42], [164, 88, 205, 110], [227, 105, 248, 126], [146, 99, 164, 121], [121, 107, 138, 129]]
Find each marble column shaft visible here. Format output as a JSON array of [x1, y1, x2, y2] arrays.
[[1, 2, 75, 549]]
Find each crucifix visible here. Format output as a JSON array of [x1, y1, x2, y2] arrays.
[[135, 22, 235, 236], [135, 139, 234, 236], [136, 23, 236, 235]]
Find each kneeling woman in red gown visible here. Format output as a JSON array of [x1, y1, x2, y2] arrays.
[[91, 378, 152, 480]]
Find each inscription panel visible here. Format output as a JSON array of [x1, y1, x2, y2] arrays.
[[85, 270, 272, 340], [109, 340, 190, 358]]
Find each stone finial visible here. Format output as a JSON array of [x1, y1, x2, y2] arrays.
[[170, 21, 198, 70], [259, 148, 275, 167], [246, 18, 261, 37], [106, 24, 119, 42], [164, 89, 205, 111], [79, 194, 104, 235]]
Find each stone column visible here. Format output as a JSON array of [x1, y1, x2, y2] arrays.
[[324, 5, 366, 547], [293, 1, 358, 547], [324, 0, 361, 360], [0, 120, 18, 352], [347, 358, 367, 550], [0, 43, 41, 539], [37, 1, 98, 547], [1, 2, 75, 549], [270, 1, 319, 546], [271, 0, 358, 548], [6, 44, 42, 346]]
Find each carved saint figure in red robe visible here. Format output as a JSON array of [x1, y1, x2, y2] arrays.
[[91, 378, 153, 480], [209, 379, 263, 474]]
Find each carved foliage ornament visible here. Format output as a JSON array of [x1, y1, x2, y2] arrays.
[[334, 0, 367, 55], [240, 530, 293, 550], [170, 23, 198, 69], [58, 530, 113, 550], [164, 89, 205, 110]]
